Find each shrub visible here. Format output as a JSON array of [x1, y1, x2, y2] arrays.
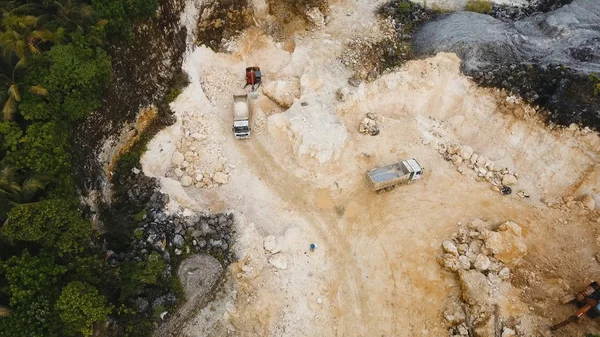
[[1, 122, 70, 176], [2, 199, 92, 254], [465, 0, 492, 14], [2, 251, 65, 304], [118, 251, 166, 300], [56, 281, 112, 337]]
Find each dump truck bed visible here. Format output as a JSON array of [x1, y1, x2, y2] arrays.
[[366, 162, 412, 191], [233, 94, 249, 121]]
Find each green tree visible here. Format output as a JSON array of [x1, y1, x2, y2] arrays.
[[18, 43, 111, 121], [1, 198, 92, 254], [1, 250, 66, 306], [92, 0, 158, 38], [0, 120, 22, 153], [0, 252, 64, 337], [0, 295, 61, 337], [1, 121, 70, 175], [56, 281, 112, 337]]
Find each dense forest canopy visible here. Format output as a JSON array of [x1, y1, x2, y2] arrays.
[[0, 0, 174, 336]]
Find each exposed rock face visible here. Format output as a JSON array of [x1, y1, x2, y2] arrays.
[[415, 0, 600, 75], [305, 7, 326, 29], [414, 0, 600, 129], [268, 73, 347, 166], [262, 78, 301, 109], [177, 254, 223, 300], [73, 0, 187, 191]]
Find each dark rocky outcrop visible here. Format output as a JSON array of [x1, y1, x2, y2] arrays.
[[414, 0, 600, 128]]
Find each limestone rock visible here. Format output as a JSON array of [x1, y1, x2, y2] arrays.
[[174, 168, 184, 177], [458, 255, 471, 270], [213, 172, 228, 185], [458, 146, 473, 160], [458, 269, 490, 308], [443, 301, 466, 325], [474, 253, 491, 271], [498, 267, 510, 280], [476, 155, 488, 167], [180, 175, 193, 187], [443, 240, 459, 256], [262, 78, 300, 109], [451, 154, 463, 165], [359, 116, 379, 136], [470, 153, 479, 164], [305, 7, 325, 28], [269, 254, 288, 270], [439, 254, 461, 272], [581, 195, 596, 210], [173, 234, 185, 248], [447, 144, 459, 155], [177, 255, 223, 300], [172, 151, 185, 166], [502, 174, 518, 185], [469, 240, 483, 255], [263, 235, 279, 253], [502, 327, 516, 337], [483, 221, 527, 264]]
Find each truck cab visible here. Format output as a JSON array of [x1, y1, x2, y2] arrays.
[[233, 120, 250, 138]]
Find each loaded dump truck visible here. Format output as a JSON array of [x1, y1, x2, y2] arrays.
[[232, 94, 250, 139], [366, 159, 423, 192]]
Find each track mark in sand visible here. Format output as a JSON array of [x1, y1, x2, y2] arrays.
[[233, 138, 371, 336], [380, 245, 399, 336]]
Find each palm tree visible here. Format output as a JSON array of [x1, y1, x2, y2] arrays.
[[0, 56, 48, 121], [54, 0, 95, 34], [0, 166, 50, 206], [0, 13, 53, 62], [0, 305, 10, 317]]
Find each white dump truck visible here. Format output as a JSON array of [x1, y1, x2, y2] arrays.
[[366, 159, 423, 192], [232, 94, 250, 139]]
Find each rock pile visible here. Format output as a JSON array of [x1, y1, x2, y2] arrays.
[[542, 194, 597, 215], [438, 219, 528, 337], [166, 114, 233, 189], [104, 167, 236, 319], [107, 207, 235, 267], [358, 113, 380, 136], [439, 143, 520, 194]]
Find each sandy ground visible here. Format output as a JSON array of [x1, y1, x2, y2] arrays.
[[140, 0, 600, 336]]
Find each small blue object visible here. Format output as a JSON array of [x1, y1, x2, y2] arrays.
[[310, 243, 316, 252]]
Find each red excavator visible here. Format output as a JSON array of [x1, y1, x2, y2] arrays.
[[551, 281, 600, 331], [244, 66, 261, 92]]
